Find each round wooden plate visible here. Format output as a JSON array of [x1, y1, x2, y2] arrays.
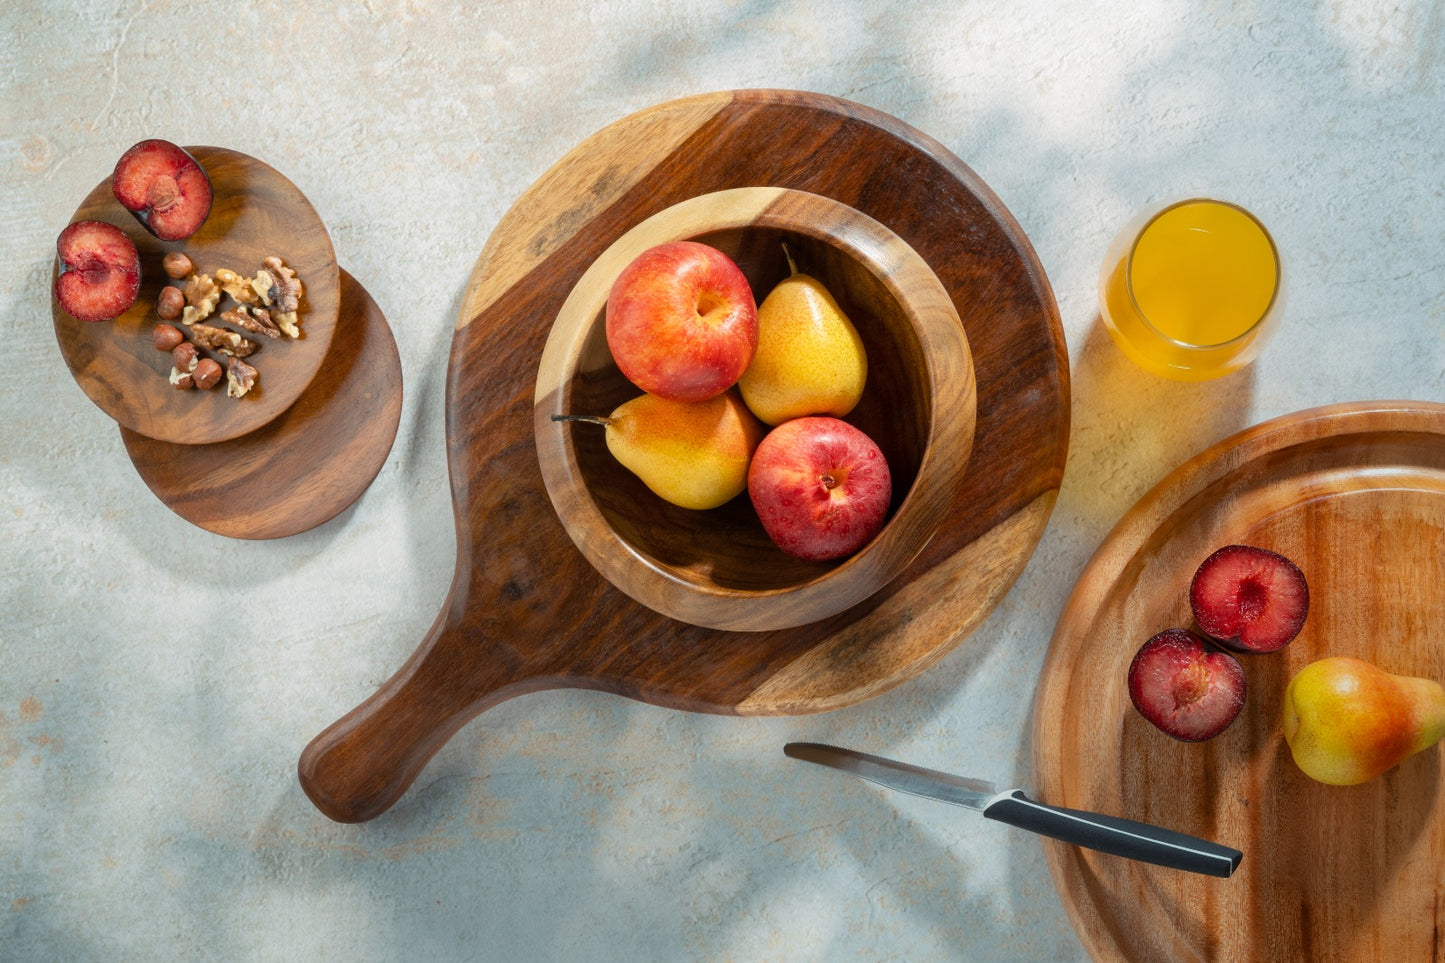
[[1034, 401, 1445, 962], [300, 89, 1070, 822], [119, 269, 402, 540], [53, 146, 340, 445]]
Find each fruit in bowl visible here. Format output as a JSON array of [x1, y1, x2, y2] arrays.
[[557, 391, 764, 511], [748, 416, 891, 561], [739, 252, 868, 426], [606, 240, 758, 402], [591, 237, 888, 561], [1283, 656, 1445, 785]]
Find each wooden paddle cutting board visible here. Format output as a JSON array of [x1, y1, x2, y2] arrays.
[[299, 89, 1070, 822]]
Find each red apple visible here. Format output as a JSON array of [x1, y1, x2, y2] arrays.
[[606, 240, 757, 402], [748, 416, 891, 561]]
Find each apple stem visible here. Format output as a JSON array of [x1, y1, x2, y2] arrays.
[[781, 241, 798, 277], [551, 414, 613, 427]]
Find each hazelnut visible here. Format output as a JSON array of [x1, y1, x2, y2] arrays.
[[162, 251, 194, 279], [152, 324, 184, 352], [172, 342, 200, 372], [192, 357, 223, 390], [168, 367, 194, 390], [156, 285, 185, 321]]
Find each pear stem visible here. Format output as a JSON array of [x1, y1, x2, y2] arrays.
[[551, 414, 613, 427], [781, 241, 798, 277]]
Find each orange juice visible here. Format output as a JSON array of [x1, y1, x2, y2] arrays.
[[1100, 199, 1281, 380]]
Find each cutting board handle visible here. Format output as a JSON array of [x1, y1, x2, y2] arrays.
[[297, 605, 531, 823]]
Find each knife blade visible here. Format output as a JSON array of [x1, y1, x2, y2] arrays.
[[783, 742, 1242, 879]]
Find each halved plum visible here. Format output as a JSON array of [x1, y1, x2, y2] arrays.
[[1128, 628, 1246, 742], [1190, 544, 1309, 653], [55, 220, 141, 323], [111, 140, 212, 241]]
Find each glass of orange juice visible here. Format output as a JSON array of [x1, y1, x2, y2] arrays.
[[1098, 198, 1283, 381]]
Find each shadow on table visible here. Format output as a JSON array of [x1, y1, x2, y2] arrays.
[[1059, 314, 1258, 538], [244, 651, 1077, 960]]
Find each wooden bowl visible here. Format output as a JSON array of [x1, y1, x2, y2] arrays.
[[534, 187, 976, 631]]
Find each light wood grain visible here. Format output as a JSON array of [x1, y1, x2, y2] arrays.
[[119, 269, 402, 539], [299, 89, 1069, 823], [460, 96, 730, 329], [535, 186, 975, 631], [53, 147, 340, 444], [1034, 400, 1445, 962]]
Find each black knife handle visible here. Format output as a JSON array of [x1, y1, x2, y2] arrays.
[[983, 791, 1242, 878]]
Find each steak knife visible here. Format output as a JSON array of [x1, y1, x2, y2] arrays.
[[783, 743, 1241, 878]]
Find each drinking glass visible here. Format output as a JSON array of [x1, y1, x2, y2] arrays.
[[1098, 198, 1283, 381]]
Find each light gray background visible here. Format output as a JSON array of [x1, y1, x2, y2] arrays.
[[4, 1, 1442, 959]]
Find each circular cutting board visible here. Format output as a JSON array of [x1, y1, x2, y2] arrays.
[[1034, 401, 1445, 962], [299, 89, 1070, 822]]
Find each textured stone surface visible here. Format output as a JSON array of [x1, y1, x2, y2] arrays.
[[3, 1, 1442, 959]]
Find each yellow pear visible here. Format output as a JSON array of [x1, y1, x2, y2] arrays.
[[1282, 656, 1445, 785], [555, 391, 764, 510], [739, 258, 867, 426]]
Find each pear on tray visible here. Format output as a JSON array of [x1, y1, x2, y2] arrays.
[[1283, 656, 1445, 785]]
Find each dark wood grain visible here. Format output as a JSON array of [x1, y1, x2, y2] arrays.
[[53, 147, 340, 444], [299, 89, 1070, 822], [534, 186, 976, 631], [119, 269, 402, 539], [1034, 401, 1445, 962]]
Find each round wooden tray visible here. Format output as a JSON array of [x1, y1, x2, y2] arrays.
[[1034, 401, 1445, 962], [300, 89, 1070, 822], [120, 269, 402, 540], [53, 146, 340, 445]]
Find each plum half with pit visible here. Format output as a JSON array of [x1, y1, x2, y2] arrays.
[[54, 220, 141, 323], [111, 139, 212, 241], [1128, 628, 1246, 742]]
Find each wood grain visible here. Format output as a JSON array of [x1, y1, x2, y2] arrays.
[[299, 89, 1070, 822], [1034, 401, 1445, 962], [120, 269, 402, 539], [53, 147, 340, 444], [534, 187, 976, 631]]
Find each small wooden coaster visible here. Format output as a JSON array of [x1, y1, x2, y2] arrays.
[[120, 269, 402, 539]]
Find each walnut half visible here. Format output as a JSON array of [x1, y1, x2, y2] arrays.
[[260, 256, 302, 338], [181, 273, 220, 326], [214, 268, 259, 306], [226, 356, 258, 398], [190, 322, 258, 358], [221, 305, 281, 340]]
